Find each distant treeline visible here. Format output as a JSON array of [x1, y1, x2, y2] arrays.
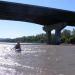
[[0, 34, 47, 43], [1, 29, 75, 44]]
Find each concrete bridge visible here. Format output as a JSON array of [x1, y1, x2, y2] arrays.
[[0, 1, 75, 44]]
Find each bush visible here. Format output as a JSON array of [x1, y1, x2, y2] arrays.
[[69, 36, 75, 44]]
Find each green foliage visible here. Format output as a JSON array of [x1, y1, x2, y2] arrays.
[[1, 29, 75, 44], [61, 29, 71, 43], [72, 29, 75, 35], [69, 36, 75, 44], [69, 29, 75, 44], [3, 33, 47, 43]]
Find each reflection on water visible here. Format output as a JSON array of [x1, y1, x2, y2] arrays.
[[0, 43, 75, 75], [0, 43, 48, 75]]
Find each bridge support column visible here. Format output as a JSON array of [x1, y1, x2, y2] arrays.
[[43, 23, 66, 45], [46, 30, 52, 44], [54, 29, 61, 45], [43, 25, 52, 44], [54, 22, 66, 45]]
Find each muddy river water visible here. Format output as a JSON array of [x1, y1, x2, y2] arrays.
[[0, 43, 75, 75]]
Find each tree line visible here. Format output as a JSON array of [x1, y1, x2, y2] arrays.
[[1, 29, 75, 44]]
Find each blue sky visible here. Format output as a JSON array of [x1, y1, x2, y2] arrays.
[[0, 0, 75, 38]]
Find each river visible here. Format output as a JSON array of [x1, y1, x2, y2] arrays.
[[0, 43, 75, 75]]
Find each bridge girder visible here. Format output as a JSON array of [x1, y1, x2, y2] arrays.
[[0, 1, 75, 26]]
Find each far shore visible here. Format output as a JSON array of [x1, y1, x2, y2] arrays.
[[0, 42, 75, 46]]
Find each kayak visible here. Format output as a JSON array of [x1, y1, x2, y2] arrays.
[[15, 48, 21, 52]]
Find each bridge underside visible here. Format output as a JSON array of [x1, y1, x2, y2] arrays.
[[0, 1, 75, 44]]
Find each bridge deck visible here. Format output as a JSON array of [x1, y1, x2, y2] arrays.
[[0, 1, 75, 25]]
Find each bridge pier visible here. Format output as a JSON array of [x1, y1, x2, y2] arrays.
[[46, 30, 52, 44], [43, 23, 66, 45], [43, 26, 61, 45], [54, 29, 61, 45], [43, 25, 52, 44], [54, 22, 66, 45]]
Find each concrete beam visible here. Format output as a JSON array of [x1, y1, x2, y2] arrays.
[[0, 1, 75, 25]]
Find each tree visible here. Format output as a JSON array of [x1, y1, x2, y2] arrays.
[[72, 29, 75, 36], [69, 29, 75, 44], [61, 29, 71, 43]]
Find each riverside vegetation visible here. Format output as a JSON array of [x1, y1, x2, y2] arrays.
[[1, 29, 75, 44]]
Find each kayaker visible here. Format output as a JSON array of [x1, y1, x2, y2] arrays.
[[15, 41, 21, 51]]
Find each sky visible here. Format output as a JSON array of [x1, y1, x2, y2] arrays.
[[0, 0, 75, 38]]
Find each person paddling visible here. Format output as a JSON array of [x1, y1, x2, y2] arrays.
[[15, 41, 21, 52]]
